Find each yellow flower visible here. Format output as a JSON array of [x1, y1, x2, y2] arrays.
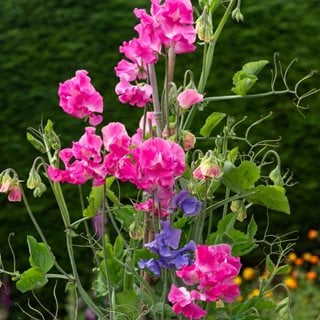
[[242, 267, 256, 281], [284, 277, 298, 289], [247, 288, 260, 298], [233, 276, 242, 285], [302, 252, 312, 262], [287, 252, 297, 262]]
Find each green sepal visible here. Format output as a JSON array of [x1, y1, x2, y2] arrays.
[[26, 132, 46, 153]]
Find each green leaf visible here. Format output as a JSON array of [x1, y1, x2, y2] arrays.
[[232, 296, 276, 315], [26, 132, 46, 153], [269, 166, 284, 186], [231, 60, 269, 96], [116, 290, 140, 319], [91, 268, 108, 297], [16, 267, 47, 293], [232, 72, 257, 96], [247, 185, 290, 214], [27, 236, 54, 273], [242, 60, 269, 75], [113, 205, 137, 231], [207, 213, 258, 256], [200, 112, 226, 137], [227, 147, 238, 164], [83, 185, 104, 218], [247, 215, 258, 241], [151, 302, 176, 318], [266, 255, 275, 274], [114, 234, 124, 258], [275, 264, 291, 276], [222, 161, 260, 193]]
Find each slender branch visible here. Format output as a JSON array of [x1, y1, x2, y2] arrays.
[[204, 89, 294, 102], [148, 63, 163, 137]]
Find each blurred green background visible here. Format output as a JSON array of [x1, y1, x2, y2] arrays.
[[0, 0, 319, 318]]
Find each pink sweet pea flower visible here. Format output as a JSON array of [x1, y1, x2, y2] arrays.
[[120, 38, 158, 65], [114, 59, 141, 82], [115, 78, 153, 107], [177, 89, 203, 109], [48, 127, 105, 186], [102, 122, 130, 153], [168, 285, 207, 320], [176, 244, 242, 304], [58, 70, 104, 126], [150, 0, 196, 54]]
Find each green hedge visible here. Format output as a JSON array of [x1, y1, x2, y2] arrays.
[[0, 0, 319, 317]]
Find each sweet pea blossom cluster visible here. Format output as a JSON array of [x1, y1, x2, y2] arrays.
[[168, 244, 241, 319], [115, 0, 196, 107], [48, 71, 187, 210], [48, 123, 186, 202]]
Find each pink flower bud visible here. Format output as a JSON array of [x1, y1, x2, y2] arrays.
[[182, 131, 196, 151], [177, 89, 203, 110], [8, 185, 22, 202], [193, 152, 221, 180]]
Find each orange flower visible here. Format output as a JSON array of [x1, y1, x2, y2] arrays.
[[284, 277, 298, 289], [308, 229, 318, 240], [309, 255, 319, 265], [294, 257, 304, 266], [306, 271, 317, 281]]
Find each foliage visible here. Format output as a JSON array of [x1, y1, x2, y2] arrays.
[[0, 0, 319, 319]]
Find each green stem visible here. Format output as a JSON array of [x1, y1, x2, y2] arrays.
[[65, 233, 104, 318], [46, 273, 70, 280], [50, 182, 104, 318], [102, 185, 114, 320], [21, 187, 70, 278], [204, 89, 295, 102], [148, 63, 163, 137], [205, 191, 255, 213], [184, 0, 236, 130]]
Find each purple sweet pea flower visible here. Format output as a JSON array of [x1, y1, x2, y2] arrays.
[[139, 221, 196, 275], [171, 190, 202, 217]]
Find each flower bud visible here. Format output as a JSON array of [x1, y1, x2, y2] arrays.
[[193, 151, 221, 180], [27, 167, 42, 190], [0, 172, 13, 193], [33, 182, 47, 198], [231, 200, 247, 222], [182, 131, 196, 151], [128, 218, 144, 240], [162, 123, 176, 138], [8, 183, 22, 202], [196, 7, 214, 42], [231, 7, 244, 23]]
